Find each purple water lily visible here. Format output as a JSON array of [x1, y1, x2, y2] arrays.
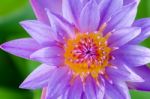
[[1, 0, 150, 99]]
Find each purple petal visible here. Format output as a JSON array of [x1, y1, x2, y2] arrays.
[[20, 64, 56, 89], [46, 67, 71, 99], [127, 66, 150, 91], [95, 0, 101, 4], [97, 76, 105, 99], [99, 0, 123, 24], [68, 77, 83, 99], [47, 10, 75, 39], [20, 20, 58, 46], [106, 67, 130, 82], [30, 0, 62, 24], [62, 0, 82, 25], [84, 76, 98, 99], [30, 47, 64, 66], [123, 0, 140, 5], [113, 45, 150, 66], [130, 18, 150, 44], [30, 46, 64, 58], [107, 61, 144, 82], [114, 82, 131, 99], [104, 80, 123, 99], [105, 2, 138, 33], [108, 27, 141, 47], [60, 88, 70, 99], [133, 18, 150, 27], [123, 65, 144, 82], [0, 38, 41, 59], [85, 76, 105, 99], [79, 0, 100, 32], [81, 92, 87, 99], [104, 79, 130, 99]]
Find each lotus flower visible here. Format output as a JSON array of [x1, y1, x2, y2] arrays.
[[1, 0, 150, 99]]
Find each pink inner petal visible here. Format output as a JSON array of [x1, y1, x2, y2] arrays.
[[41, 87, 47, 99]]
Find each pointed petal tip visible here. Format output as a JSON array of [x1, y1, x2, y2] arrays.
[[20, 64, 57, 90], [0, 43, 6, 49], [19, 20, 36, 27], [19, 82, 26, 89], [45, 9, 54, 22], [19, 76, 35, 89], [29, 53, 41, 61], [0, 38, 42, 59], [19, 81, 30, 89], [0, 44, 4, 49], [20, 20, 30, 24], [0, 43, 9, 53], [30, 53, 36, 60], [19, 21, 32, 30], [19, 82, 36, 90], [19, 84, 24, 89], [29, 56, 36, 61]]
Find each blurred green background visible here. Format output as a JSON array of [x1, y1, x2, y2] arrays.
[[0, 0, 150, 99]]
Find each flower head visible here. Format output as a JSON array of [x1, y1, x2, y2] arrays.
[[1, 0, 150, 99]]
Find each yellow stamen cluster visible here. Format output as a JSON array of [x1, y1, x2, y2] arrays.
[[64, 24, 111, 80]]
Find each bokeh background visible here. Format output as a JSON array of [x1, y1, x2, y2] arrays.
[[0, 0, 150, 99]]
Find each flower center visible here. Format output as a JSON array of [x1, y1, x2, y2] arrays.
[[65, 24, 111, 79]]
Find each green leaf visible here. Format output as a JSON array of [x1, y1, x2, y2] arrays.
[[136, 0, 150, 19], [131, 90, 150, 99], [0, 0, 26, 15], [0, 87, 32, 99], [33, 90, 41, 99], [0, 0, 29, 24], [141, 38, 150, 48], [0, 51, 23, 88]]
